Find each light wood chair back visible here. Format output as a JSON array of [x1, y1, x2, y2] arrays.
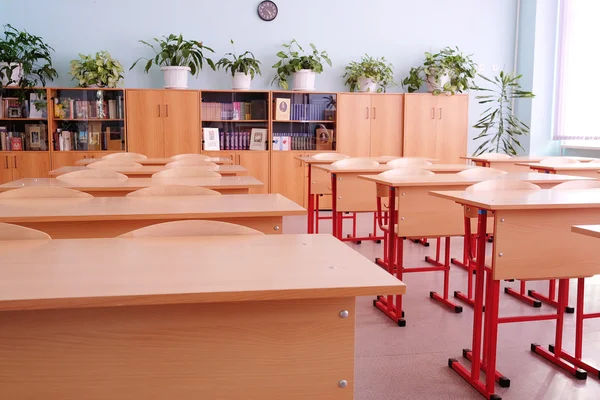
[[378, 168, 435, 178], [152, 167, 222, 178], [57, 169, 128, 180], [387, 158, 433, 167], [539, 157, 581, 166], [170, 154, 211, 161], [102, 152, 147, 161], [165, 160, 218, 169], [0, 187, 92, 199], [0, 223, 51, 240], [311, 153, 349, 161], [88, 160, 143, 169], [466, 180, 541, 192], [551, 180, 600, 190], [331, 158, 379, 168], [119, 220, 264, 238], [478, 152, 512, 160], [457, 167, 508, 178], [126, 185, 221, 197]]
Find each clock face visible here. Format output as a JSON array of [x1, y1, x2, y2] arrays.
[[258, 1, 278, 21]]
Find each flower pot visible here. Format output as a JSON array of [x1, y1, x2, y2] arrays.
[[426, 70, 451, 93], [0, 62, 23, 87], [232, 72, 252, 90], [292, 69, 316, 91], [161, 66, 191, 89], [357, 76, 377, 92]]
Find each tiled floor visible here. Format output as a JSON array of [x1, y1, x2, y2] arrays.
[[284, 213, 600, 400]]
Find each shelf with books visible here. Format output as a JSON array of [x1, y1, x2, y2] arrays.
[[202, 119, 268, 123], [0, 118, 47, 121], [55, 118, 125, 122]]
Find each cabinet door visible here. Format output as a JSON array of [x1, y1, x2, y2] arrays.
[[51, 152, 95, 169], [163, 91, 200, 157], [126, 90, 165, 158], [435, 95, 469, 164], [370, 94, 404, 157], [237, 151, 269, 194], [270, 151, 304, 205], [403, 94, 438, 159], [13, 152, 51, 179], [336, 94, 371, 157], [0, 153, 13, 184]]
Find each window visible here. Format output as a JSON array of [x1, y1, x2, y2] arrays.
[[553, 0, 600, 145]]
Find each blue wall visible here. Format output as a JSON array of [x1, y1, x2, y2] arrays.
[[2, 0, 519, 153]]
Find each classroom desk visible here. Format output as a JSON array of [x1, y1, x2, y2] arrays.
[[0, 194, 304, 237], [49, 165, 247, 178], [462, 156, 596, 172], [0, 176, 263, 196], [516, 162, 600, 178], [357, 173, 592, 325], [430, 189, 600, 399], [0, 234, 406, 399], [75, 157, 233, 166]]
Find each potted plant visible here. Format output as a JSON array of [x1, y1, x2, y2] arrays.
[[215, 40, 261, 90], [0, 24, 58, 90], [472, 71, 535, 155], [343, 55, 395, 93], [271, 39, 331, 91], [69, 51, 124, 88], [402, 46, 476, 95], [130, 34, 215, 89]]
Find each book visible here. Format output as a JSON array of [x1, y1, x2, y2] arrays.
[[10, 137, 22, 151], [25, 125, 42, 150], [250, 128, 267, 151], [0, 127, 6, 151], [203, 127, 220, 151], [108, 100, 117, 119], [280, 136, 290, 151], [250, 100, 266, 120], [62, 131, 71, 151], [117, 96, 124, 119], [78, 131, 88, 151], [274, 98, 290, 121]]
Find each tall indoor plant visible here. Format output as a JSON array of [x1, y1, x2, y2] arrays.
[[130, 34, 215, 89], [343, 55, 395, 93], [402, 46, 476, 95], [70, 51, 124, 88], [272, 39, 331, 91], [472, 71, 535, 155], [215, 40, 261, 90]]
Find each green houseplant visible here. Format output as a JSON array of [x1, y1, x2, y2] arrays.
[[69, 51, 124, 88], [130, 34, 215, 89], [0, 24, 58, 93], [343, 55, 394, 93], [271, 39, 331, 91], [402, 47, 476, 95], [215, 40, 261, 90], [472, 71, 535, 156]]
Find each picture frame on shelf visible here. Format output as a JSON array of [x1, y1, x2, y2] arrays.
[[274, 98, 290, 121], [249, 128, 267, 150], [316, 127, 334, 151], [26, 125, 41, 150], [203, 127, 220, 150], [8, 107, 21, 118]]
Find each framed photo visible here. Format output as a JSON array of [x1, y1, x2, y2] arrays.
[[249, 128, 267, 150], [203, 127, 220, 151], [8, 107, 21, 118], [25, 124, 42, 150]]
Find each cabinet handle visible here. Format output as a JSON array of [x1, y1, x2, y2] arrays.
[[13, 156, 17, 169], [237, 154, 240, 165], [366, 107, 369, 119], [439, 108, 442, 120], [157, 105, 161, 117], [373, 107, 376, 119], [431, 108, 435, 119], [4, 156, 7, 169], [166, 104, 169, 117]]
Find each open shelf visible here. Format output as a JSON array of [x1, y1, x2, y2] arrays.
[[0, 118, 48, 121], [55, 119, 124, 122]]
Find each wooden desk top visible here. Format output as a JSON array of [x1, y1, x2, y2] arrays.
[[0, 177, 264, 193], [0, 194, 305, 222], [49, 165, 247, 177], [314, 163, 473, 174], [462, 156, 596, 163], [358, 172, 592, 187], [0, 234, 406, 311], [295, 155, 436, 164], [430, 188, 600, 210], [75, 157, 233, 166], [515, 163, 600, 171], [572, 225, 600, 239]]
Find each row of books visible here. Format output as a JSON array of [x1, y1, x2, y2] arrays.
[[201, 100, 267, 121], [273, 132, 316, 151], [289, 103, 327, 121], [53, 127, 124, 151], [54, 97, 124, 120], [0, 125, 48, 151], [0, 97, 22, 118], [0, 130, 23, 151]]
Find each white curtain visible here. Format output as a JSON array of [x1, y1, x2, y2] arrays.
[[553, 0, 600, 140]]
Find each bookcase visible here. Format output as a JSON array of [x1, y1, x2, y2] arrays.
[[200, 90, 270, 194]]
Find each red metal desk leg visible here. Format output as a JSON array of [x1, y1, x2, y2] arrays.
[[427, 237, 463, 313], [307, 164, 314, 234], [331, 173, 339, 239], [529, 279, 575, 313]]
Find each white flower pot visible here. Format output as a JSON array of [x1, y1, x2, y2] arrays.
[[0, 62, 23, 87], [357, 76, 377, 92], [232, 72, 252, 90], [292, 69, 316, 91], [161, 66, 191, 89], [426, 71, 451, 93]]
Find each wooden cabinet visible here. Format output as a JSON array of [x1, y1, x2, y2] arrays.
[[0, 153, 13, 184], [403, 94, 468, 163], [51, 152, 95, 169], [237, 151, 269, 194], [127, 90, 199, 158], [336, 94, 404, 157], [0, 152, 51, 183], [270, 151, 305, 206], [202, 151, 235, 161]]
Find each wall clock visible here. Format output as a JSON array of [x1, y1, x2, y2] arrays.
[[257, 1, 278, 22]]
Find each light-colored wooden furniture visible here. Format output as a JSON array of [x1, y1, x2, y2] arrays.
[[456, 167, 508, 178], [387, 158, 432, 167], [0, 177, 264, 196], [0, 152, 51, 184], [461, 155, 597, 173], [465, 179, 541, 192], [165, 160, 218, 168], [171, 153, 211, 160], [337, 93, 404, 157], [539, 157, 581, 165], [331, 158, 380, 169], [52, 151, 123, 169], [120, 220, 264, 237], [517, 162, 600, 178], [0, 186, 92, 199], [126, 185, 221, 197], [88, 160, 143, 169], [204, 150, 270, 194], [0, 234, 404, 400], [552, 180, 600, 190], [0, 193, 303, 237], [271, 151, 306, 206], [75, 157, 234, 166], [378, 168, 435, 178], [152, 168, 221, 178], [102, 152, 147, 161], [50, 165, 245, 178], [56, 169, 128, 180], [0, 222, 51, 240], [127, 89, 200, 157], [403, 94, 468, 163], [312, 153, 349, 161]]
